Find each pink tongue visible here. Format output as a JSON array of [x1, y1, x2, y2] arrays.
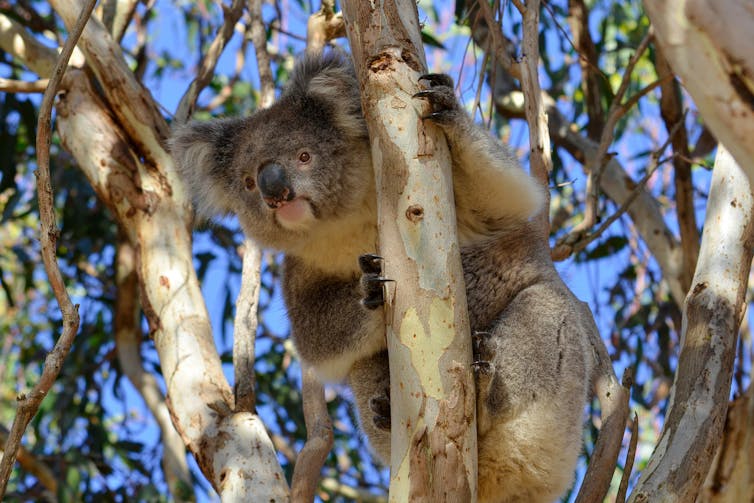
[[277, 198, 308, 222]]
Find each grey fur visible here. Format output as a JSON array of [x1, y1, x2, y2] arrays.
[[170, 52, 595, 503]]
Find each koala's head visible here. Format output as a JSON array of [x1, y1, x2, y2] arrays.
[[170, 52, 371, 250]]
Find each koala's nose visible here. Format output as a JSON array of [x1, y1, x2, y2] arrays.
[[258, 162, 296, 208]]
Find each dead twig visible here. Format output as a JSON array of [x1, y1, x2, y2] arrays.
[[0, 0, 96, 495]]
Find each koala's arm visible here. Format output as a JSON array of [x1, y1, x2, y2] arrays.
[[416, 76, 545, 238], [283, 257, 386, 383]]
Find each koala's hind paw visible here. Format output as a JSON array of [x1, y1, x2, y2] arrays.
[[369, 388, 391, 431], [359, 254, 393, 310], [414, 73, 460, 124]]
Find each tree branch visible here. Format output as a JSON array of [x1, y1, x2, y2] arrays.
[[0, 13, 57, 77], [656, 47, 699, 293], [644, 0, 754, 183], [248, 0, 275, 108], [174, 0, 245, 124], [291, 365, 334, 501], [517, 0, 554, 239], [0, 78, 49, 93], [629, 145, 754, 501], [616, 412, 639, 503], [233, 240, 261, 413], [114, 233, 194, 501], [306, 0, 345, 56], [0, 0, 95, 495]]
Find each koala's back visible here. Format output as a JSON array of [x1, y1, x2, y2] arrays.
[[462, 223, 593, 503]]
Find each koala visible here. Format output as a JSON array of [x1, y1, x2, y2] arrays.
[[171, 52, 595, 503]]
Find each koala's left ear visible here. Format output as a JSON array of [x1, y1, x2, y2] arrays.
[[169, 118, 242, 219], [289, 52, 368, 140]]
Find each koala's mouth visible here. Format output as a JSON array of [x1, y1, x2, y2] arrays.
[[272, 197, 314, 228]]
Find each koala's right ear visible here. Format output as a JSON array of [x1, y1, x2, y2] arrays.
[[169, 118, 241, 219]]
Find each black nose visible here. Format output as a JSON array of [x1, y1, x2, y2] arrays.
[[258, 163, 295, 207]]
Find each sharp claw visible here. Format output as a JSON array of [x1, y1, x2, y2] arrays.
[[367, 277, 395, 284], [420, 112, 439, 121], [472, 360, 493, 375], [413, 90, 436, 99]]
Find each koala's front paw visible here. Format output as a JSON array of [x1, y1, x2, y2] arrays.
[[414, 73, 461, 125], [369, 387, 391, 431], [359, 254, 392, 310]]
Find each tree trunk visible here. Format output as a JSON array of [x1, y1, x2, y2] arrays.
[[342, 1, 478, 500]]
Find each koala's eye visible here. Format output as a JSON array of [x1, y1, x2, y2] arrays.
[[243, 176, 256, 191], [298, 151, 311, 163]]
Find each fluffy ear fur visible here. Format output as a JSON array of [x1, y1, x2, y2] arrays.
[[283, 51, 367, 140], [169, 118, 242, 219]]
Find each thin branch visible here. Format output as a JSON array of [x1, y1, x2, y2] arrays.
[[0, 0, 96, 496], [656, 48, 699, 293], [291, 365, 334, 502], [475, 0, 521, 80], [0, 78, 49, 93], [248, 0, 275, 108], [174, 0, 245, 124], [570, 30, 654, 241], [554, 118, 683, 259], [566, 0, 604, 140], [0, 426, 58, 495], [574, 329, 631, 503], [233, 240, 262, 413], [516, 0, 553, 239], [616, 412, 639, 503]]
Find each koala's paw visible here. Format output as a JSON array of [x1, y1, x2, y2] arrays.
[[369, 387, 391, 431], [359, 254, 392, 310], [414, 73, 461, 125]]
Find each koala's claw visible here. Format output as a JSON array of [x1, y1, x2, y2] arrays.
[[472, 360, 494, 376], [369, 390, 391, 431], [418, 73, 454, 88], [413, 76, 459, 125], [359, 254, 393, 310]]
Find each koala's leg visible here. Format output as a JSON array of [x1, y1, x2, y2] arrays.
[[475, 283, 591, 503], [414, 75, 544, 231], [347, 350, 391, 463]]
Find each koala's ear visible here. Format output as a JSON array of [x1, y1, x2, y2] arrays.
[[286, 52, 367, 139], [169, 118, 241, 219]]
